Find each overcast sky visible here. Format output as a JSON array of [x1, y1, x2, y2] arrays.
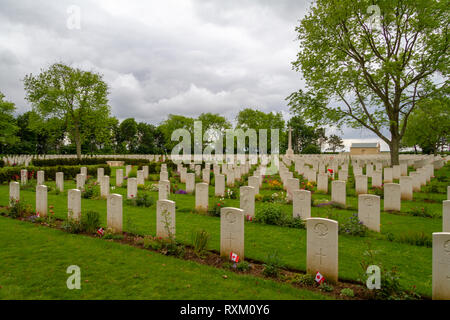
[[0, 0, 390, 151]]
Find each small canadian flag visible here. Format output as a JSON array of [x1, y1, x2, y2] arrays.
[[36, 212, 40, 218], [230, 252, 240, 263], [246, 215, 253, 221], [315, 271, 325, 284], [97, 228, 104, 236]]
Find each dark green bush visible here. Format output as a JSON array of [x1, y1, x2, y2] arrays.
[[339, 213, 368, 237], [126, 192, 154, 207], [0, 164, 110, 184], [255, 204, 283, 225]]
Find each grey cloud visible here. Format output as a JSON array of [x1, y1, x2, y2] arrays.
[[0, 0, 387, 148]]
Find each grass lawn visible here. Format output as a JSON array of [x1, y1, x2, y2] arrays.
[[0, 163, 448, 298], [0, 217, 331, 300]]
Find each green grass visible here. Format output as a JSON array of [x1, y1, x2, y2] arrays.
[[0, 217, 331, 300], [0, 163, 448, 298]]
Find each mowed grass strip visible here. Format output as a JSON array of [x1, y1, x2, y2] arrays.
[[1, 163, 447, 297], [0, 182, 433, 297], [0, 217, 331, 300]]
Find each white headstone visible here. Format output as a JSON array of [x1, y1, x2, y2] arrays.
[[127, 177, 138, 199], [293, 189, 311, 220], [384, 183, 401, 211], [306, 218, 338, 282], [240, 186, 255, 218], [195, 183, 209, 212], [186, 173, 195, 194], [9, 181, 20, 205], [20, 169, 27, 185], [36, 185, 48, 217], [97, 167, 104, 183], [443, 201, 450, 232], [317, 173, 328, 193], [37, 170, 45, 185], [68, 189, 81, 221], [331, 180, 346, 206], [220, 207, 244, 260], [355, 175, 368, 195], [215, 174, 225, 197], [100, 175, 110, 198], [107, 194, 123, 233], [56, 172, 64, 192], [248, 176, 260, 195], [384, 167, 393, 183], [202, 168, 210, 184], [400, 176, 413, 200], [156, 199, 176, 239], [432, 232, 450, 300], [76, 174, 85, 191], [159, 180, 170, 200], [358, 194, 380, 232], [116, 169, 124, 187]]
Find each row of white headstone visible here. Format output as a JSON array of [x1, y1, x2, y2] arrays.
[[7, 170, 450, 300]]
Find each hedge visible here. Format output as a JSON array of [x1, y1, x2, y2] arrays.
[[31, 157, 153, 167], [31, 158, 178, 174], [0, 164, 111, 184]]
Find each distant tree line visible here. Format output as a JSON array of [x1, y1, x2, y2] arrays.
[[0, 63, 346, 157]]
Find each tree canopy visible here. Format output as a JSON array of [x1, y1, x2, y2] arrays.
[[0, 92, 19, 153], [402, 90, 450, 154], [23, 63, 111, 159], [288, 0, 448, 164]]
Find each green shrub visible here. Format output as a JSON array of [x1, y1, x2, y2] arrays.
[[126, 192, 154, 207], [208, 199, 226, 217], [6, 199, 31, 218], [282, 216, 306, 229], [291, 273, 315, 286], [236, 261, 251, 272], [339, 213, 368, 237], [62, 219, 84, 234], [409, 206, 436, 218], [262, 251, 283, 278], [191, 229, 210, 256], [255, 204, 283, 225], [359, 245, 418, 300], [340, 288, 355, 297], [319, 282, 334, 292], [81, 211, 101, 234], [0, 164, 110, 184], [103, 231, 124, 240], [82, 182, 100, 199]]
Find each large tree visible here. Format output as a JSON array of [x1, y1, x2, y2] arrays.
[[136, 122, 164, 154], [236, 108, 286, 153], [402, 91, 450, 155], [288, 0, 448, 164], [0, 92, 19, 153], [23, 63, 111, 159], [327, 134, 345, 153], [158, 114, 195, 153], [118, 118, 138, 153], [287, 116, 324, 153], [197, 112, 232, 152]]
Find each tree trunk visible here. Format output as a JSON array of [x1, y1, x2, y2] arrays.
[[389, 135, 400, 165], [75, 125, 82, 160]]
